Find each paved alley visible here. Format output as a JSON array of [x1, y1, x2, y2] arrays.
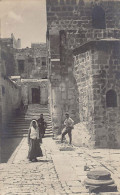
[[0, 137, 120, 195]]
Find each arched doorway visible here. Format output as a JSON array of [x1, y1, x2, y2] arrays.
[[92, 6, 106, 29]]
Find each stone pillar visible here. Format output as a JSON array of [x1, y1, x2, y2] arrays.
[[50, 79, 63, 136], [40, 82, 48, 105], [21, 84, 28, 105]]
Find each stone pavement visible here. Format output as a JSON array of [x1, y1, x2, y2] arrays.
[[0, 137, 120, 195]]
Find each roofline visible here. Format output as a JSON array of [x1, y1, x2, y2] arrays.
[[73, 38, 120, 55]]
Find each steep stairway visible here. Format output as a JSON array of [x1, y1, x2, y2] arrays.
[[2, 104, 53, 138]]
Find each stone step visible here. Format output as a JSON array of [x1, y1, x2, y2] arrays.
[[87, 170, 111, 180], [2, 134, 53, 138], [4, 128, 52, 132], [8, 123, 52, 126], [99, 192, 120, 195], [4, 130, 52, 135], [9, 119, 52, 123], [4, 104, 53, 138], [86, 184, 117, 193], [3, 130, 53, 135]]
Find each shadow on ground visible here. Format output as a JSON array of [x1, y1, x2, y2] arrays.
[[1, 137, 23, 163]]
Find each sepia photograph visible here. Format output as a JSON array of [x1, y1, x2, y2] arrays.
[[0, 0, 120, 194]]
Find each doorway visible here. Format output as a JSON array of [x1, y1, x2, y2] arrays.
[[32, 88, 40, 104]]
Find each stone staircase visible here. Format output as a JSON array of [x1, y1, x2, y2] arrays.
[[2, 104, 53, 138]]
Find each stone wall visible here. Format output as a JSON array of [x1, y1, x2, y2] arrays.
[[47, 0, 120, 31], [1, 77, 21, 131], [73, 40, 120, 148], [92, 41, 120, 148], [21, 79, 48, 105], [47, 31, 79, 135], [1, 39, 16, 76], [0, 39, 21, 137], [46, 0, 120, 146], [15, 44, 48, 79]]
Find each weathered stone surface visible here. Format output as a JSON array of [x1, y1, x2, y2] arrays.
[[46, 0, 120, 148], [87, 170, 111, 180], [86, 184, 117, 193], [99, 193, 120, 195], [85, 178, 114, 186]]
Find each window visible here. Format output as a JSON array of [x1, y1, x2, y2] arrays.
[[18, 60, 24, 73], [106, 90, 117, 107], [60, 30, 66, 45], [92, 6, 106, 29], [36, 58, 40, 63], [42, 61, 46, 66], [28, 57, 34, 63], [42, 57, 46, 66], [2, 86, 5, 95]]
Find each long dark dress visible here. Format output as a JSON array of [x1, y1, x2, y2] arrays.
[[28, 128, 43, 161]]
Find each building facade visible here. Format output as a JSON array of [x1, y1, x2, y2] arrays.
[[0, 35, 21, 134], [14, 43, 48, 79], [46, 0, 120, 148]]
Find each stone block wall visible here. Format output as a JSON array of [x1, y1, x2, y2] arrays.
[[15, 45, 48, 79], [92, 41, 120, 148], [21, 79, 48, 105], [47, 0, 120, 35], [73, 40, 120, 148], [46, 0, 120, 145], [1, 77, 21, 131], [1, 39, 16, 76], [47, 30, 80, 135], [73, 48, 95, 145]]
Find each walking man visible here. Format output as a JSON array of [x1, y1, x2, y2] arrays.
[[37, 114, 47, 138], [61, 113, 74, 144]]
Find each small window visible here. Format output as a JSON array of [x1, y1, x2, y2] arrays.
[[18, 60, 24, 73], [28, 57, 34, 63], [42, 61, 46, 66], [2, 86, 5, 95], [92, 6, 106, 29], [60, 30, 66, 45], [106, 89, 117, 107], [36, 58, 40, 63], [42, 57, 46, 66]]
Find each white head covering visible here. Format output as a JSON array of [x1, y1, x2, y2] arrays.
[[30, 119, 38, 128], [29, 119, 39, 139]]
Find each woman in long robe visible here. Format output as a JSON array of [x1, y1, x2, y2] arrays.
[[28, 119, 43, 162]]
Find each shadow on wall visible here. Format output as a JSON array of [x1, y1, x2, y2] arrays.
[[1, 137, 23, 163]]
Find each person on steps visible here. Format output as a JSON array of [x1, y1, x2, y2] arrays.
[[37, 114, 47, 138], [28, 119, 43, 162], [61, 113, 74, 145]]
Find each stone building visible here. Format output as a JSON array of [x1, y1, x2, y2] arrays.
[[46, 0, 120, 148], [21, 79, 48, 105], [1, 34, 21, 76], [0, 34, 49, 145], [0, 35, 21, 133], [14, 43, 47, 79], [14, 43, 48, 106]]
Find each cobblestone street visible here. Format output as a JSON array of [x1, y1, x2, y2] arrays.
[[0, 137, 120, 195]]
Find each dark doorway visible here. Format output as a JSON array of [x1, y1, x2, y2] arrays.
[[32, 88, 40, 104]]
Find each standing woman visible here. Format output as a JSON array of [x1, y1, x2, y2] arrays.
[[28, 119, 43, 162]]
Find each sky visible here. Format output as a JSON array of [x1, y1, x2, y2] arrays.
[[0, 0, 47, 48]]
